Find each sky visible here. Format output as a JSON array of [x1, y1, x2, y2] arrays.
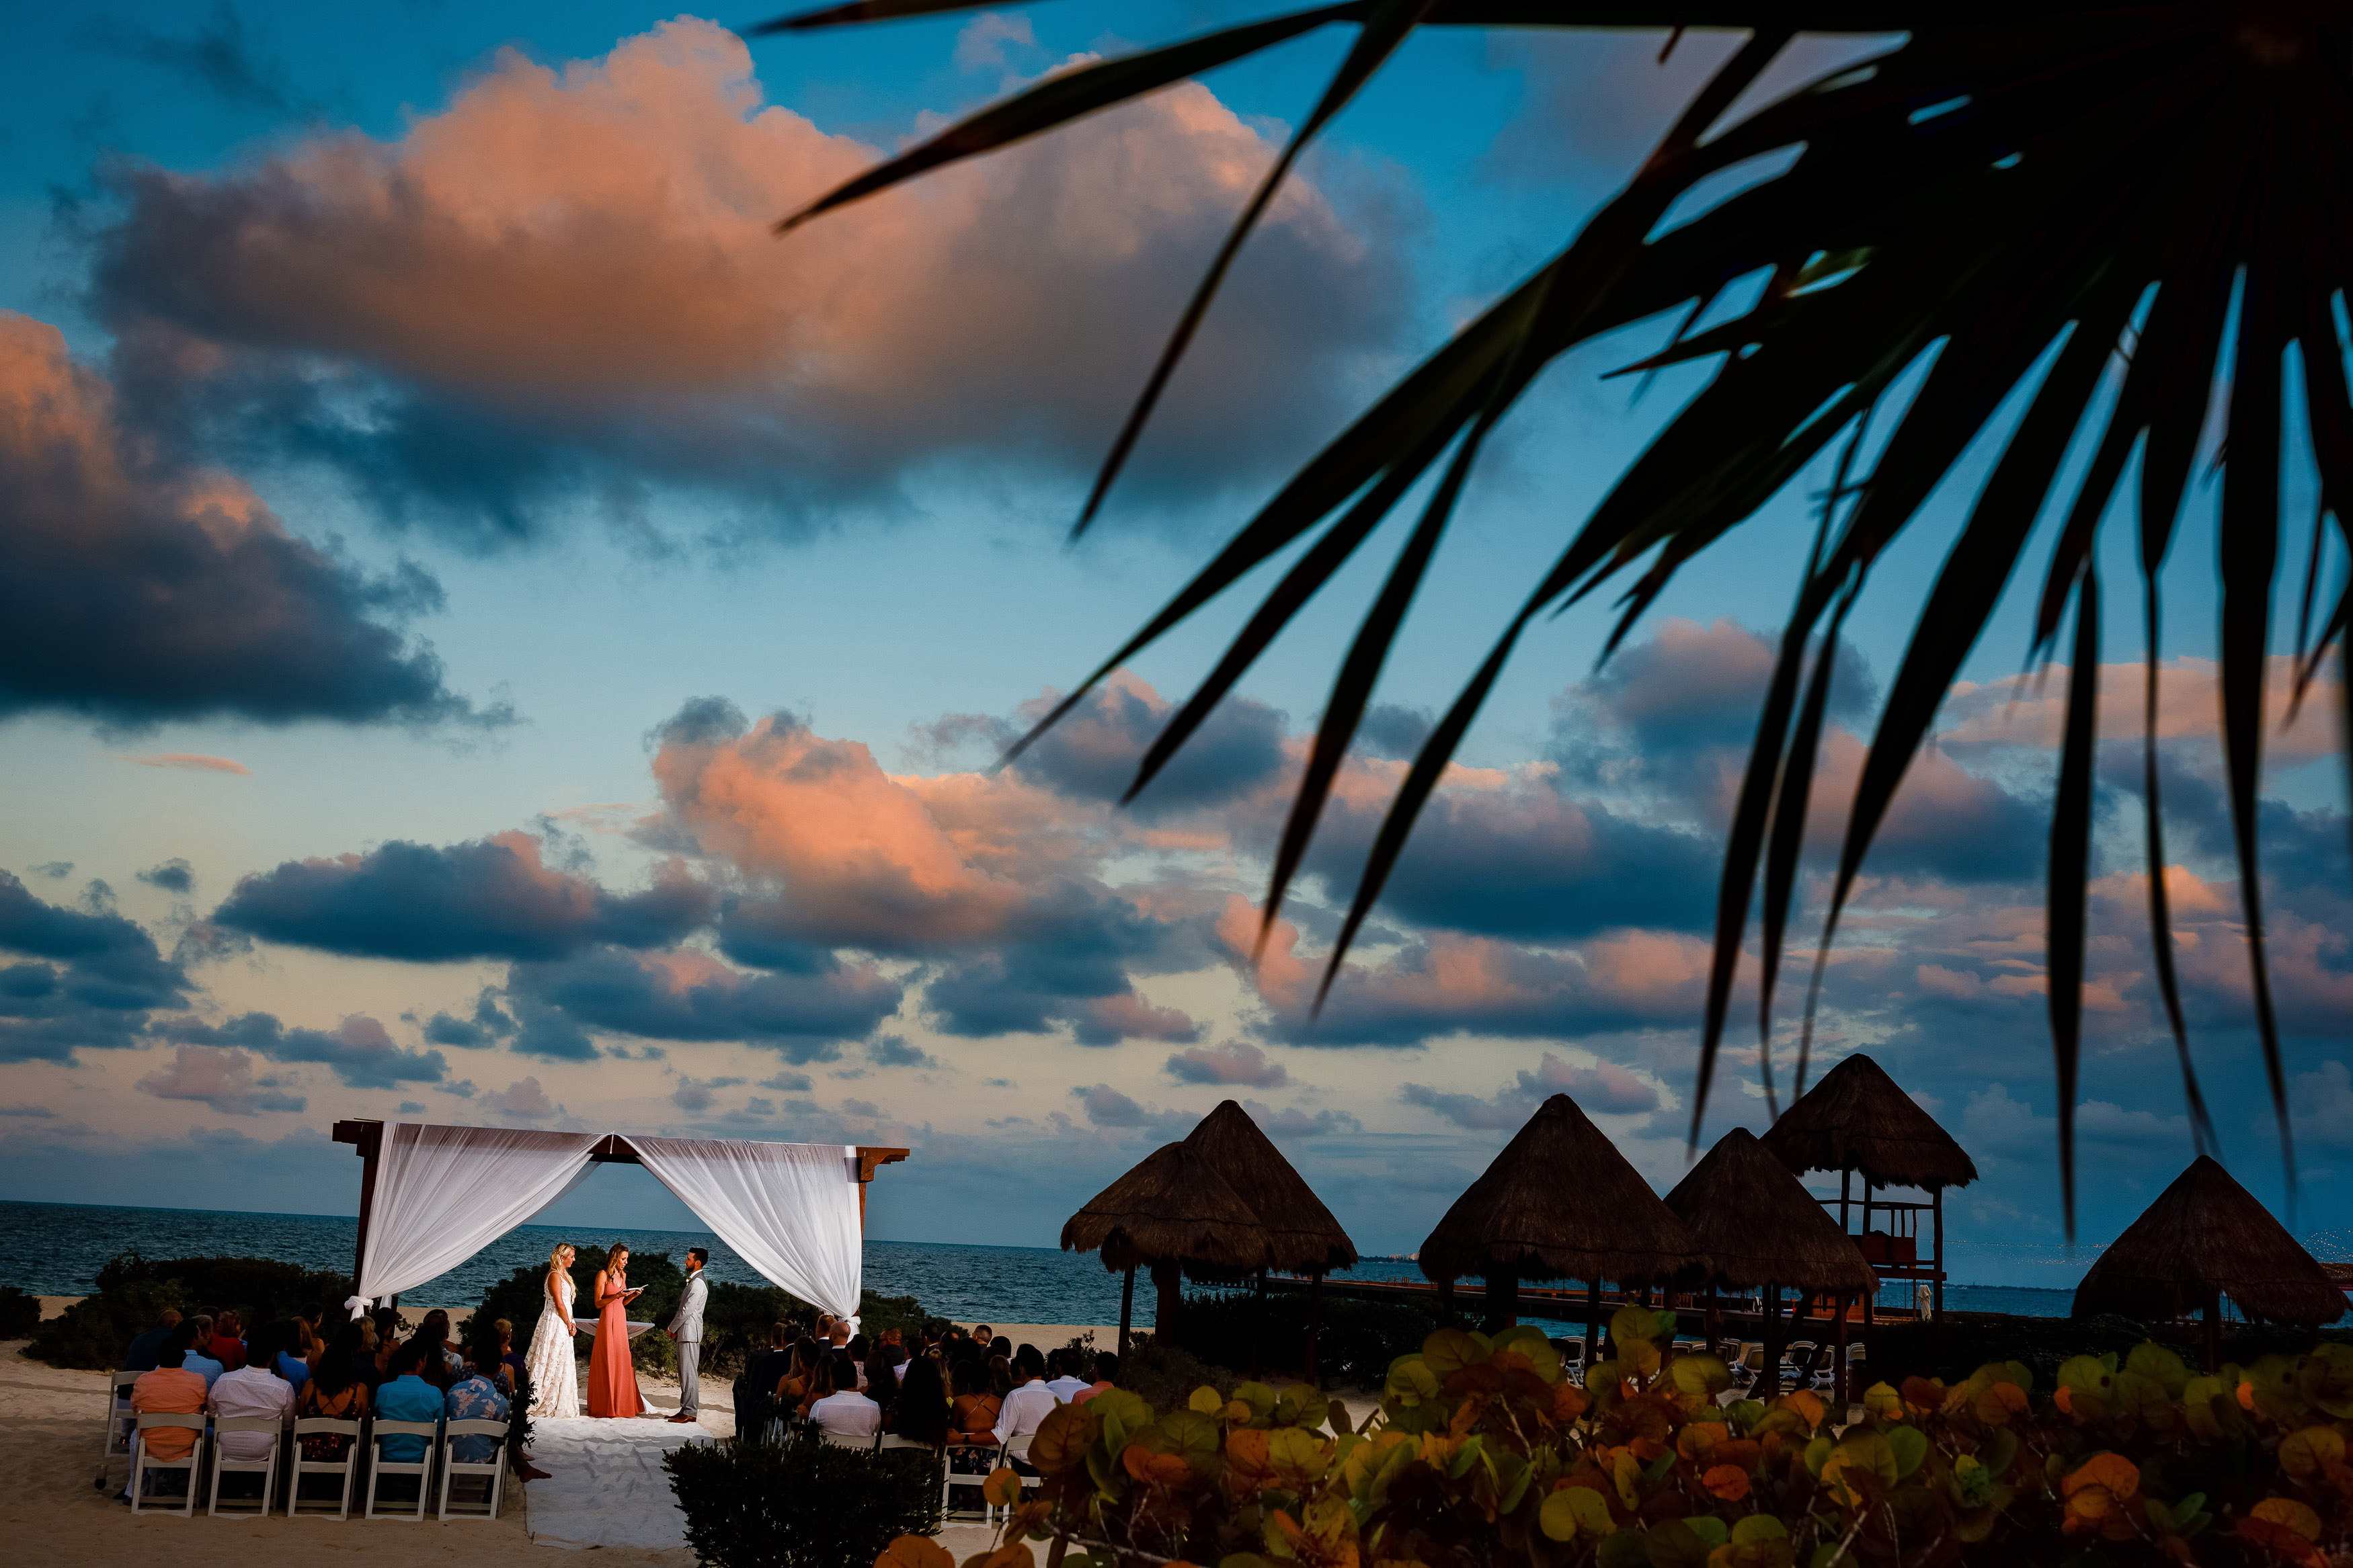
[[0, 1, 2347, 1287]]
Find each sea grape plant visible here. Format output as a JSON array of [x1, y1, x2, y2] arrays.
[[879, 1307, 2353, 1568]]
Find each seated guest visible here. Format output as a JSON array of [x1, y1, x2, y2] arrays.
[[207, 1309, 249, 1371], [412, 1309, 464, 1387], [1045, 1350, 1090, 1402], [130, 1324, 210, 1471], [181, 1316, 226, 1389], [992, 1351, 1058, 1448], [269, 1321, 311, 1393], [1075, 1353, 1119, 1404], [445, 1335, 512, 1463], [209, 1321, 296, 1462], [735, 1322, 792, 1436], [373, 1343, 446, 1464], [888, 1355, 950, 1447], [776, 1337, 821, 1410], [971, 1324, 993, 1348], [808, 1354, 881, 1441], [370, 1309, 402, 1376], [292, 1307, 327, 1372], [296, 1327, 371, 1464], [864, 1348, 900, 1424], [122, 1309, 184, 1372], [493, 1319, 526, 1391], [990, 1335, 1013, 1362], [352, 1317, 387, 1389], [795, 1351, 840, 1420]]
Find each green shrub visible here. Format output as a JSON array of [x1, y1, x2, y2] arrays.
[[0, 1285, 42, 1339], [26, 1251, 352, 1370], [1174, 1288, 1445, 1389], [665, 1422, 943, 1568], [1870, 1309, 2353, 1389]]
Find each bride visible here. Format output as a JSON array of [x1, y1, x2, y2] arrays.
[[524, 1242, 582, 1417]]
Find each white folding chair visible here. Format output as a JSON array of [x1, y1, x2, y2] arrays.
[[1004, 1432, 1045, 1512], [96, 1371, 139, 1491], [207, 1415, 284, 1516], [436, 1419, 509, 1521], [822, 1428, 879, 1451], [287, 1417, 362, 1518], [941, 1441, 995, 1520], [364, 1419, 440, 1520], [130, 1412, 208, 1516]]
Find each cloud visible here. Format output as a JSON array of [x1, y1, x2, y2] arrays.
[[670, 1073, 745, 1113], [1241, 1100, 1361, 1139], [482, 1077, 559, 1122], [136, 1043, 305, 1115], [1402, 1050, 1660, 1131], [395, 1100, 425, 1114], [213, 831, 714, 962], [30, 863, 73, 880], [1003, 673, 1288, 815], [80, 3, 311, 114], [1072, 1083, 1150, 1128], [1165, 1040, 1289, 1088], [760, 1071, 812, 1092], [0, 869, 192, 1062], [420, 989, 518, 1048], [869, 1034, 936, 1070], [0, 1104, 58, 1118], [506, 943, 902, 1060], [155, 1011, 448, 1089], [953, 12, 1034, 72], [116, 753, 252, 775], [137, 859, 196, 894], [0, 313, 497, 729], [87, 18, 1407, 543]]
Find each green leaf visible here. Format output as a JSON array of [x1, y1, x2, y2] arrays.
[[1886, 1424, 1928, 1480]]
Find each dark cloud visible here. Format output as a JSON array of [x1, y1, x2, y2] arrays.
[[1402, 1053, 1659, 1131], [869, 1034, 936, 1070], [760, 1071, 813, 1093], [156, 1011, 448, 1089], [1242, 1100, 1361, 1139], [79, 3, 310, 114], [32, 862, 73, 880], [0, 313, 498, 730], [0, 869, 190, 1062], [1356, 704, 1434, 761], [137, 858, 195, 894], [1007, 679, 1287, 813], [420, 989, 518, 1048], [506, 944, 902, 1061], [1165, 1040, 1289, 1088], [213, 833, 714, 962]]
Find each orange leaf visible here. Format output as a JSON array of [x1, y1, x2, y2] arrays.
[[1778, 1391, 1824, 1430], [2237, 1516, 2327, 1568], [2062, 1454, 2139, 1501], [1703, 1464, 1751, 1502], [2249, 1498, 2323, 1542], [1552, 1382, 1588, 1422], [982, 1468, 1023, 1509], [879, 1536, 956, 1568]]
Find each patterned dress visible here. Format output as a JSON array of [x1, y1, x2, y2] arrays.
[[524, 1271, 582, 1418]]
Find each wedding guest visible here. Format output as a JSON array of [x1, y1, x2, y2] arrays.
[[776, 1337, 821, 1410], [947, 1357, 1004, 1445], [808, 1355, 881, 1440], [971, 1324, 993, 1346], [374, 1343, 445, 1464], [130, 1324, 209, 1471], [990, 1335, 1013, 1361], [888, 1355, 950, 1447], [122, 1309, 184, 1372], [413, 1309, 465, 1387], [205, 1309, 249, 1372], [446, 1335, 512, 1462], [491, 1318, 526, 1390], [864, 1348, 900, 1422], [370, 1309, 402, 1378], [992, 1352, 1058, 1447], [1045, 1350, 1090, 1403], [1075, 1353, 1119, 1403], [270, 1321, 312, 1393], [294, 1307, 328, 1372], [352, 1317, 387, 1389], [209, 1321, 296, 1462], [182, 1316, 226, 1389], [296, 1327, 371, 1464]]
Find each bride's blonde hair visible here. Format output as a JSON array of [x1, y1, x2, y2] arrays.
[[550, 1242, 574, 1270]]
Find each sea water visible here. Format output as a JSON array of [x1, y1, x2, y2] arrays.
[[0, 1198, 2087, 1323]]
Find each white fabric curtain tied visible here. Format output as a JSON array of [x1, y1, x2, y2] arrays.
[[354, 1123, 602, 1311], [623, 1136, 863, 1320]]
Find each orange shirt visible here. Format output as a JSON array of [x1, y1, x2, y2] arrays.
[[131, 1368, 208, 1460]]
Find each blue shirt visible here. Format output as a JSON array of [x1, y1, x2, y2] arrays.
[[122, 1327, 172, 1372], [275, 1352, 310, 1392], [374, 1375, 444, 1462], [444, 1375, 510, 1462], [183, 1352, 225, 1389]]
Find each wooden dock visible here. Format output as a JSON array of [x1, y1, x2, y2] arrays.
[[1262, 1270, 1926, 1335]]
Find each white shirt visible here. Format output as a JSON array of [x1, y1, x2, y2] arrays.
[[993, 1378, 1062, 1446], [1045, 1375, 1090, 1402], [810, 1391, 881, 1439], [208, 1365, 294, 1459]]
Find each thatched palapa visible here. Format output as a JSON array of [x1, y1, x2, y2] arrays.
[[2073, 1157, 2348, 1326], [1185, 1100, 1359, 1274], [1760, 1053, 1979, 1190], [1060, 1141, 1272, 1274], [1664, 1128, 1876, 1293], [1420, 1094, 1709, 1284]]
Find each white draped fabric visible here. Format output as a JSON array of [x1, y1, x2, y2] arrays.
[[623, 1135, 863, 1320], [351, 1124, 602, 1316]]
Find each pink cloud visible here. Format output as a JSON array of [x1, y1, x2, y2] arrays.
[[116, 753, 251, 776], [1165, 1040, 1289, 1087], [136, 1044, 304, 1116], [483, 1077, 557, 1121]]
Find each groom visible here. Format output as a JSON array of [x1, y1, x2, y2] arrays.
[[665, 1247, 708, 1424]]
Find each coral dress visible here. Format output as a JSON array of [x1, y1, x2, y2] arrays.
[[586, 1269, 645, 1419]]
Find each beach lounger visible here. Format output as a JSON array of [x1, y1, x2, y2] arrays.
[[207, 1415, 283, 1517], [436, 1419, 510, 1520], [364, 1419, 440, 1521], [130, 1412, 208, 1516], [287, 1417, 362, 1519]]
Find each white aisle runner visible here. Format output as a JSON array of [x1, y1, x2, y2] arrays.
[[526, 1416, 713, 1550]]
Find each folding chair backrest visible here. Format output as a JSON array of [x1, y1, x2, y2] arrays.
[[289, 1417, 362, 1520], [822, 1428, 879, 1450], [209, 1415, 282, 1517], [879, 1434, 936, 1451], [132, 1413, 208, 1517], [438, 1419, 510, 1522], [366, 1419, 442, 1521]]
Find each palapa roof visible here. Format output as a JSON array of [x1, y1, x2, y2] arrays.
[[1183, 1100, 1359, 1274], [1060, 1141, 1273, 1274], [1759, 1053, 1979, 1192], [1419, 1094, 1710, 1285], [1663, 1127, 1878, 1292], [2073, 1157, 2348, 1326]]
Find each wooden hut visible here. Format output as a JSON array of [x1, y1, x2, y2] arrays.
[[1420, 1093, 1710, 1362], [1760, 1053, 1978, 1320], [1185, 1100, 1359, 1378], [1062, 1141, 1273, 1354], [2073, 1156, 2347, 1370], [1665, 1127, 1878, 1399]]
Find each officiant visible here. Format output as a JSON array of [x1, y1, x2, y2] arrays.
[[665, 1246, 708, 1424]]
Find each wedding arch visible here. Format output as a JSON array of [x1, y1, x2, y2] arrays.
[[331, 1119, 909, 1321]]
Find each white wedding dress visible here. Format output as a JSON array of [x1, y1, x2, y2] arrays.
[[525, 1271, 582, 1418]]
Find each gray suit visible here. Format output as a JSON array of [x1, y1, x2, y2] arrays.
[[669, 1271, 708, 1415]]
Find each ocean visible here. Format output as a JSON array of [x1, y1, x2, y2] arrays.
[[0, 1199, 2085, 1324]]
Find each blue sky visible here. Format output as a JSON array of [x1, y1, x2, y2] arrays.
[[0, 3, 2346, 1286]]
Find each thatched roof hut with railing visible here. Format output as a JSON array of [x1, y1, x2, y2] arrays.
[[1062, 1141, 1272, 1353], [2074, 1156, 2346, 1368], [1421, 1093, 1709, 1351]]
